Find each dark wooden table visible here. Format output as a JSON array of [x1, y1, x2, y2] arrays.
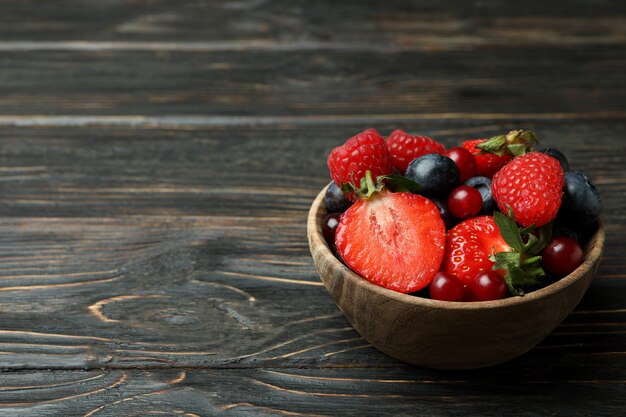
[[0, 1, 624, 416]]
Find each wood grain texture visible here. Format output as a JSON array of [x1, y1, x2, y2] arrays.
[[0, 45, 625, 116], [0, 121, 622, 374], [0, 120, 624, 218], [0, 368, 624, 417], [0, 0, 625, 45], [0, 0, 624, 414], [0, 1, 624, 118]]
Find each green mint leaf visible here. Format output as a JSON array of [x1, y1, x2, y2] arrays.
[[494, 210, 524, 252]]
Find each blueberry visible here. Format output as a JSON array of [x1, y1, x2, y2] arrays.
[[431, 198, 456, 230], [324, 182, 352, 213], [554, 219, 598, 248], [464, 176, 497, 215], [558, 171, 602, 226], [537, 147, 569, 171], [553, 225, 579, 243], [405, 154, 459, 198]]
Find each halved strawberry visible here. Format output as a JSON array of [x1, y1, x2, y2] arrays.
[[336, 189, 446, 293], [441, 216, 511, 284]]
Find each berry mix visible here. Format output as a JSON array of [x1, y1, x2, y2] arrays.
[[322, 129, 601, 302]]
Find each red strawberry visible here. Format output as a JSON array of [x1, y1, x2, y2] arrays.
[[442, 216, 511, 284], [462, 139, 512, 178], [327, 129, 393, 201], [386, 129, 445, 174], [336, 190, 446, 293], [492, 152, 564, 227]]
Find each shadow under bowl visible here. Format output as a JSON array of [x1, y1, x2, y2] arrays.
[[307, 185, 604, 370]]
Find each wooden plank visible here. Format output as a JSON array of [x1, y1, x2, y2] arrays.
[[0, 368, 624, 416], [0, 120, 623, 218], [0, 120, 622, 371], [0, 46, 624, 116], [0, 216, 622, 370], [0, 0, 623, 414], [0, 0, 624, 46]]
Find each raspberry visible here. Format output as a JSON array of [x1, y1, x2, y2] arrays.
[[327, 129, 393, 201], [386, 129, 445, 174]]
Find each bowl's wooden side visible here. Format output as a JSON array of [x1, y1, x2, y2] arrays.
[[308, 186, 605, 369]]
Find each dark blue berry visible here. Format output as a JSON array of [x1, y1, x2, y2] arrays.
[[324, 182, 352, 213], [558, 171, 601, 226], [553, 225, 579, 243], [463, 176, 497, 215], [431, 198, 456, 230], [405, 154, 459, 198], [537, 148, 569, 171], [322, 213, 341, 247]]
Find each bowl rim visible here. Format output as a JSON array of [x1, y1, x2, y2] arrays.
[[308, 183, 605, 311]]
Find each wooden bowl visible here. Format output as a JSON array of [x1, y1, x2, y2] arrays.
[[307, 185, 605, 369]]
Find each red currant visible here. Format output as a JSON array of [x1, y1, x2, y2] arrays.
[[445, 147, 477, 182], [322, 213, 341, 246], [469, 271, 508, 301], [429, 272, 466, 301], [447, 185, 483, 219], [541, 236, 583, 276]]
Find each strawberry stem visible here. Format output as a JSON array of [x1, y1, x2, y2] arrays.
[[362, 170, 378, 199], [491, 207, 552, 296], [477, 130, 538, 157], [340, 170, 421, 200]]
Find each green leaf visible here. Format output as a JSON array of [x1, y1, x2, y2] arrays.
[[476, 135, 506, 156], [500, 258, 547, 296], [523, 233, 538, 251], [534, 224, 553, 253], [507, 143, 527, 156], [492, 251, 520, 271], [520, 255, 542, 266], [520, 224, 536, 235], [492, 251, 521, 264], [340, 182, 356, 195], [493, 210, 524, 252], [501, 273, 524, 296], [379, 174, 421, 193], [475, 130, 538, 157]]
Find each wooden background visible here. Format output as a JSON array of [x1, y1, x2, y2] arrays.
[[0, 1, 624, 415]]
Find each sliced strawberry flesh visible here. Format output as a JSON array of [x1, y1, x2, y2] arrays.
[[336, 191, 446, 293]]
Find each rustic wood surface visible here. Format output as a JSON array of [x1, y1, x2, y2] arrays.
[[0, 1, 624, 416]]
